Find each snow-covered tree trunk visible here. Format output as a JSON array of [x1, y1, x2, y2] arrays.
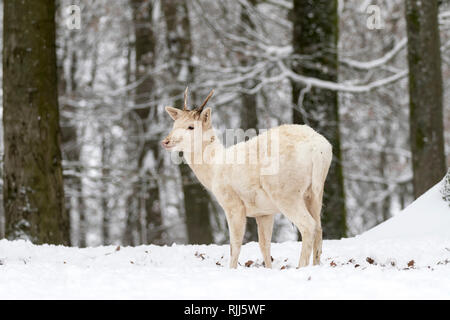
[[3, 0, 69, 244]]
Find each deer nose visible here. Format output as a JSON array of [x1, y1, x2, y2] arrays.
[[161, 139, 170, 147]]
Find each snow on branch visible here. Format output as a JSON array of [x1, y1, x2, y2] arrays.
[[346, 173, 412, 185], [278, 61, 408, 93], [340, 38, 407, 70], [265, 0, 292, 10]]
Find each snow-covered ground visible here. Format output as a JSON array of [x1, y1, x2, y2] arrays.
[[1, 179, 449, 299]]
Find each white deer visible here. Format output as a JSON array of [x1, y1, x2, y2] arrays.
[[162, 88, 332, 268]]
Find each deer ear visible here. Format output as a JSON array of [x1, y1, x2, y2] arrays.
[[165, 106, 182, 120], [200, 107, 211, 125]]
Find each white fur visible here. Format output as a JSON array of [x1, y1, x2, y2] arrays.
[[163, 105, 332, 268]]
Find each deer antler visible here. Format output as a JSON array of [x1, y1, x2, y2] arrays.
[[183, 87, 189, 111], [197, 89, 214, 112]]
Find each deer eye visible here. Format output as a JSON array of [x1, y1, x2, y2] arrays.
[[187, 126, 194, 130]]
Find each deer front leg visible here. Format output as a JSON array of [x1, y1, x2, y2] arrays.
[[214, 186, 246, 269], [226, 206, 246, 269], [256, 215, 274, 268]]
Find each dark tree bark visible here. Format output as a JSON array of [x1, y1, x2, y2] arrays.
[[3, 0, 69, 244], [123, 196, 139, 246], [291, 0, 346, 239], [162, 0, 214, 244], [405, 0, 447, 198], [179, 164, 214, 244], [101, 135, 111, 245]]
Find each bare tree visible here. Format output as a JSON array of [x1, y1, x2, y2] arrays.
[[162, 0, 214, 244], [123, 0, 164, 245], [57, 10, 88, 246]]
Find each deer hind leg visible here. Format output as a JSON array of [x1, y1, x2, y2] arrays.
[[256, 215, 274, 268], [277, 199, 316, 268], [305, 189, 324, 266], [312, 227, 322, 266]]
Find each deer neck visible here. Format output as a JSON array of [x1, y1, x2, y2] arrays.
[[183, 130, 223, 190]]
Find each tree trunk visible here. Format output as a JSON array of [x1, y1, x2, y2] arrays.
[[239, 0, 259, 242], [3, 0, 69, 244], [126, 0, 164, 245], [101, 135, 111, 245], [180, 164, 214, 244], [123, 196, 139, 246], [291, 0, 347, 239], [162, 0, 214, 244], [405, 0, 446, 198], [57, 26, 87, 247]]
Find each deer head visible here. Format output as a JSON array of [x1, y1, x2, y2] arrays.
[[161, 87, 215, 153]]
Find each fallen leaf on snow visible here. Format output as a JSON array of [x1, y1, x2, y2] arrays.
[[194, 251, 206, 260], [245, 260, 254, 267]]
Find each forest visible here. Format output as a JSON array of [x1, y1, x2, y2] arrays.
[[0, 0, 449, 248]]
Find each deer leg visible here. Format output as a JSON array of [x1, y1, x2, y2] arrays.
[[214, 187, 247, 269], [256, 215, 274, 268], [305, 190, 324, 266], [312, 229, 323, 266], [295, 208, 316, 268], [226, 208, 246, 269], [278, 200, 316, 268]]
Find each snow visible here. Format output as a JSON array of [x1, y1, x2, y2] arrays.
[[0, 179, 449, 299], [360, 179, 450, 240]]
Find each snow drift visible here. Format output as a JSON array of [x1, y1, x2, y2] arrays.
[[360, 176, 450, 240], [0, 178, 449, 299]]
